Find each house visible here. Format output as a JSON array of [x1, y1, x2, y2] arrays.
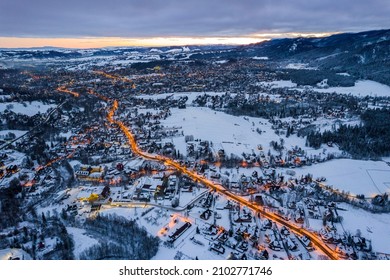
[[209, 242, 225, 255], [168, 222, 192, 243], [77, 186, 105, 203], [75, 165, 106, 181], [134, 176, 163, 195]]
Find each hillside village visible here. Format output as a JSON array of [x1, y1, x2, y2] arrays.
[[1, 40, 390, 260]]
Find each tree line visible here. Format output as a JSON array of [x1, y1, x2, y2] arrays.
[[307, 108, 390, 159], [79, 214, 159, 260]]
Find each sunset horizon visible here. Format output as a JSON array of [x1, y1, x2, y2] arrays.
[[0, 32, 343, 49], [1, 1, 387, 49]]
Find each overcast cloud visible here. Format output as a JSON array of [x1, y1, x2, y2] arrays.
[[0, 0, 389, 38]]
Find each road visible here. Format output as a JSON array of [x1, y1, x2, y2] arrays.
[[93, 71, 136, 88], [105, 98, 340, 260], [58, 78, 339, 260]]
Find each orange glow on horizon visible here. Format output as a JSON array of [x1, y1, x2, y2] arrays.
[[0, 36, 263, 49], [0, 32, 337, 49]]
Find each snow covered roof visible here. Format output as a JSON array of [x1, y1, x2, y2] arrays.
[[77, 186, 104, 199]]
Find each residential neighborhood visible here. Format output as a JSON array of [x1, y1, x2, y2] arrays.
[[1, 34, 390, 261]]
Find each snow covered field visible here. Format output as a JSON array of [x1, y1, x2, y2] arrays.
[[66, 227, 99, 259], [252, 56, 269, 60], [310, 117, 361, 133], [257, 79, 390, 97], [256, 80, 298, 89], [0, 101, 56, 116], [160, 106, 339, 158], [0, 129, 27, 138], [335, 203, 390, 254], [291, 159, 390, 196], [315, 80, 390, 97], [284, 63, 317, 70]]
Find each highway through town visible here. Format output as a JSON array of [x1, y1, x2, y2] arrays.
[[58, 74, 339, 260], [105, 97, 340, 260]]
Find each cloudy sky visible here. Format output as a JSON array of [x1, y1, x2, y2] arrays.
[[0, 0, 389, 47]]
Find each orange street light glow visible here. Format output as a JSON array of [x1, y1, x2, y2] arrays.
[[61, 73, 340, 260]]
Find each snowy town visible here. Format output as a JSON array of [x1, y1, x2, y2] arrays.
[[1, 36, 390, 260]]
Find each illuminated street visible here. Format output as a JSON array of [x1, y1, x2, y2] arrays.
[[101, 85, 339, 260]]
